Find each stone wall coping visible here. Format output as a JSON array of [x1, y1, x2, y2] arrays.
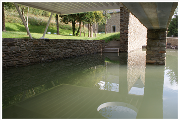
[[166, 37, 178, 39]]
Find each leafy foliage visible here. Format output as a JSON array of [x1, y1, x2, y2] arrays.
[[60, 14, 79, 36], [3, 2, 15, 10], [168, 15, 178, 37], [3, 2, 118, 41], [167, 6, 178, 37], [60, 11, 110, 37]]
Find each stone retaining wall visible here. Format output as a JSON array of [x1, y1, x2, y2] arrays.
[[166, 37, 178, 48], [2, 38, 106, 68]]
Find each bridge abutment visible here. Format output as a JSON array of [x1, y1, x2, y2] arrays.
[[120, 6, 166, 65]]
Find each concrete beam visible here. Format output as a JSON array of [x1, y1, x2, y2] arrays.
[[140, 3, 159, 29], [122, 2, 153, 29]]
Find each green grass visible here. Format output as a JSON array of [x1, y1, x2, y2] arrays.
[[3, 9, 120, 42], [4, 23, 72, 35], [2, 22, 120, 42]]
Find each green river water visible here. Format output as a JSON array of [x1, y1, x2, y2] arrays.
[[2, 49, 178, 119]]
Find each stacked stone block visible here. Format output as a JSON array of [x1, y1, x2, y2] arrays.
[[166, 37, 178, 48], [120, 7, 147, 52], [120, 7, 129, 52], [128, 13, 147, 52], [146, 29, 166, 65], [106, 12, 120, 33], [2, 38, 106, 68]]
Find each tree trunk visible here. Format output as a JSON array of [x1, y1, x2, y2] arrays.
[[79, 21, 82, 36], [2, 2, 6, 31], [90, 23, 93, 37], [27, 7, 29, 35], [88, 23, 90, 37], [72, 20, 76, 36], [21, 7, 26, 21], [95, 22, 97, 37], [76, 21, 81, 36], [105, 11, 107, 34], [105, 23, 107, 34], [56, 14, 60, 35], [83, 22, 85, 37]]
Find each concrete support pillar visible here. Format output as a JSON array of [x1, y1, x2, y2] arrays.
[[146, 29, 166, 65], [120, 7, 129, 52]]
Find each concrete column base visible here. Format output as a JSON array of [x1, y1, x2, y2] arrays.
[[146, 29, 166, 65]]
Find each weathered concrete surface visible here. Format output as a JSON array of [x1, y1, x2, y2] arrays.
[[122, 2, 177, 29]]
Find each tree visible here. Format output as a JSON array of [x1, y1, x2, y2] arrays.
[[2, 2, 30, 33], [85, 12, 95, 37], [60, 14, 78, 36], [168, 6, 178, 37], [76, 13, 86, 36], [103, 10, 111, 34], [19, 5, 29, 35], [2, 2, 15, 31], [94, 11, 106, 37], [84, 11, 109, 37], [168, 16, 178, 37], [56, 14, 60, 35], [2, 2, 5, 31], [60, 11, 110, 37]]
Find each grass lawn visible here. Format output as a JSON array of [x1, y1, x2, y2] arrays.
[[2, 23, 120, 42]]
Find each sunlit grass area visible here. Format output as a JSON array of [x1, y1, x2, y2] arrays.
[[2, 23, 120, 42]]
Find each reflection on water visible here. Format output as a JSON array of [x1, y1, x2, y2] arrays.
[[97, 102, 138, 119], [2, 49, 178, 119], [127, 50, 145, 95]]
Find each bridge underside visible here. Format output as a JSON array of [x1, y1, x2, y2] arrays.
[[120, 2, 177, 65], [15, 2, 178, 65]]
